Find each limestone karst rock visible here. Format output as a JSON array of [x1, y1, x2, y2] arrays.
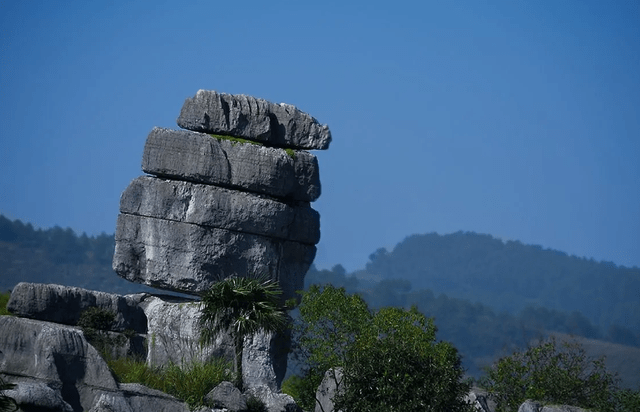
[[1, 91, 328, 412], [177, 89, 331, 150], [113, 91, 329, 298], [6, 282, 147, 333]]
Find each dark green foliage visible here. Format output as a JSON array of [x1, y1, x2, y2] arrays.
[[77, 306, 116, 331], [335, 306, 474, 412], [0, 376, 16, 412], [292, 285, 473, 412], [245, 395, 268, 412], [480, 337, 619, 412], [198, 275, 288, 389], [613, 388, 640, 411], [0, 292, 11, 316], [77, 307, 128, 358]]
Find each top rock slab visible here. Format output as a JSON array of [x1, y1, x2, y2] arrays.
[[177, 90, 331, 150]]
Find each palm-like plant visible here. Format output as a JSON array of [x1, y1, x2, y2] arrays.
[[198, 275, 288, 390]]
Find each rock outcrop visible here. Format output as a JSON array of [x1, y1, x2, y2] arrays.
[[6, 282, 147, 333], [177, 90, 331, 150], [1, 91, 329, 412], [3, 283, 296, 411], [113, 91, 329, 298]]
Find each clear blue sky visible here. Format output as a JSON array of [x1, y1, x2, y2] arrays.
[[1, 0, 638, 272]]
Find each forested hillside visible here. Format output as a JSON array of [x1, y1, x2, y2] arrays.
[[304, 264, 639, 382], [362, 232, 640, 337], [0, 215, 151, 294], [2, 214, 638, 384]]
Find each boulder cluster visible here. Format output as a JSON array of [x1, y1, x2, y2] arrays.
[[113, 90, 330, 299], [1, 91, 330, 412]]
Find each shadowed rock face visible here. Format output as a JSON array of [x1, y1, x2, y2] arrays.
[[113, 91, 329, 298]]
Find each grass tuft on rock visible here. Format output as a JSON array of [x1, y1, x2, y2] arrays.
[[108, 356, 233, 410]]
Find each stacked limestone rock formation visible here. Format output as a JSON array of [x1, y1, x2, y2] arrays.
[[113, 90, 330, 299], [1, 91, 330, 412]]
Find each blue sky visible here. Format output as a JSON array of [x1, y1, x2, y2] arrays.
[[1, 0, 638, 272]]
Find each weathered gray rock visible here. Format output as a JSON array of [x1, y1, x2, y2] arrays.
[[142, 127, 321, 202], [3, 381, 74, 412], [113, 214, 315, 298], [0, 316, 118, 412], [517, 400, 591, 412], [6, 282, 148, 333], [314, 368, 343, 412], [139, 294, 235, 368], [204, 381, 247, 411], [519, 400, 542, 412], [119, 383, 191, 412], [121, 176, 320, 245], [177, 90, 331, 150], [89, 392, 135, 412], [465, 386, 495, 412], [245, 385, 301, 412], [242, 330, 290, 392]]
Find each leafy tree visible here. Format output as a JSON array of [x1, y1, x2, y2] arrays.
[[480, 337, 619, 412], [292, 284, 371, 410], [292, 284, 473, 412], [198, 275, 288, 390], [334, 306, 474, 412]]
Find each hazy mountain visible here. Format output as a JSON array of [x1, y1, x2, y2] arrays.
[[2, 214, 639, 386], [361, 231, 640, 336]]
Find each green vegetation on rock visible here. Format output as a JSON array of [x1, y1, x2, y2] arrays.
[[209, 133, 263, 146], [108, 356, 232, 410], [0, 292, 11, 316]]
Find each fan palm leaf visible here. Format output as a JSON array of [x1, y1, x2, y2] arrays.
[[198, 275, 288, 389]]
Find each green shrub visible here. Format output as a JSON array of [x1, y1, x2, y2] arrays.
[[77, 307, 126, 357], [614, 388, 640, 411], [77, 306, 115, 331], [108, 356, 233, 410], [209, 133, 263, 146], [293, 285, 474, 412], [480, 337, 619, 412], [245, 395, 267, 412], [0, 292, 11, 316]]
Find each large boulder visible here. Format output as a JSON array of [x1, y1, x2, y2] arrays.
[[113, 214, 315, 298], [6, 282, 148, 333], [204, 381, 247, 411], [139, 294, 235, 368], [0, 316, 118, 412], [517, 400, 591, 412], [3, 381, 74, 412], [142, 127, 321, 202], [244, 385, 301, 412], [242, 330, 289, 392], [177, 90, 331, 150], [120, 175, 319, 244]]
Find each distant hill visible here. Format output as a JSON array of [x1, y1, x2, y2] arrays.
[[0, 214, 151, 294], [360, 231, 640, 337], [2, 214, 639, 386]]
